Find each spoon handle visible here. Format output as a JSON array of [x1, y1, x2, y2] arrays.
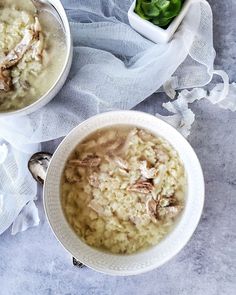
[[73, 257, 85, 268], [28, 152, 85, 268]]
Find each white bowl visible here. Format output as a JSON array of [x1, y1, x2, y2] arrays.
[[44, 111, 204, 276], [128, 0, 193, 43], [0, 0, 72, 117]]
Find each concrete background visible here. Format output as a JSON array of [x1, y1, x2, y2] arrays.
[[0, 0, 235, 294]]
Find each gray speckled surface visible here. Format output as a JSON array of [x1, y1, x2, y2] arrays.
[[0, 0, 236, 294]]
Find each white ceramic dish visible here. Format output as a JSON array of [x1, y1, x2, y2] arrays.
[[128, 0, 193, 43], [0, 0, 72, 117], [44, 111, 204, 276]]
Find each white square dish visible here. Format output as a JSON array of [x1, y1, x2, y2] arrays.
[[128, 0, 193, 43]]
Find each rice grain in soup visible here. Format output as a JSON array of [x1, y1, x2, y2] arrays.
[[0, 0, 66, 112], [61, 127, 187, 254]]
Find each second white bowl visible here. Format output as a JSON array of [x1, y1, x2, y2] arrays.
[[0, 0, 73, 117]]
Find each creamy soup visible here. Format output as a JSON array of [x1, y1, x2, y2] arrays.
[[0, 0, 67, 112], [61, 127, 186, 254]]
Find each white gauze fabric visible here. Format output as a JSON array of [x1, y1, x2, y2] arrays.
[[0, 0, 233, 235]]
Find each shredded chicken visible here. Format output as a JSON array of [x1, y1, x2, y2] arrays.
[[138, 129, 153, 142], [69, 155, 101, 167], [19, 80, 30, 90], [88, 200, 105, 216], [118, 128, 137, 155], [0, 17, 43, 93], [31, 34, 44, 61], [146, 194, 182, 220], [88, 199, 112, 217], [33, 16, 42, 37], [1, 29, 34, 70], [140, 161, 156, 179], [147, 199, 158, 217], [113, 157, 129, 170], [129, 216, 143, 226], [157, 206, 183, 219], [159, 196, 175, 207], [0, 69, 11, 91], [103, 138, 125, 152], [65, 167, 80, 183], [127, 180, 153, 194], [88, 172, 99, 188], [31, 17, 44, 61], [105, 153, 129, 170], [155, 149, 169, 163], [102, 129, 137, 156]]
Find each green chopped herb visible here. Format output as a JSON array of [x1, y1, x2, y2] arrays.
[[134, 0, 183, 28]]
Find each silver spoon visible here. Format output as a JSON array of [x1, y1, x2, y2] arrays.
[[31, 0, 64, 30], [28, 152, 52, 185], [28, 152, 85, 268]]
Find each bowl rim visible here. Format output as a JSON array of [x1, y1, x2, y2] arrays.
[[0, 0, 72, 117], [44, 110, 205, 276]]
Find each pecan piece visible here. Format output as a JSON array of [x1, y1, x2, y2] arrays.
[[127, 180, 153, 194]]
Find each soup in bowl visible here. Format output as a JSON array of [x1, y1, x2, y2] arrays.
[[0, 0, 72, 116], [44, 111, 204, 275], [61, 126, 186, 255]]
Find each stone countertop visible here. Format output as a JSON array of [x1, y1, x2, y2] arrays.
[[0, 0, 236, 294]]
